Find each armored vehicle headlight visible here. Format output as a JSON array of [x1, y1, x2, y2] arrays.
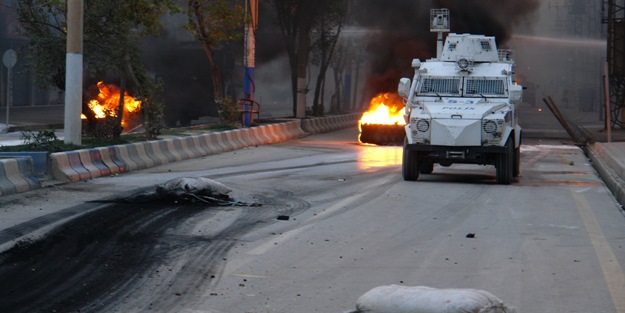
[[483, 120, 498, 134], [416, 119, 430, 132]]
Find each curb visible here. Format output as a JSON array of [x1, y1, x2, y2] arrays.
[[586, 143, 625, 208]]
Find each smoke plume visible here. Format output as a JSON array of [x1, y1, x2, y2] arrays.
[[353, 0, 541, 99]]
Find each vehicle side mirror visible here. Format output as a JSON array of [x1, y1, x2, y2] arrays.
[[398, 78, 411, 98]]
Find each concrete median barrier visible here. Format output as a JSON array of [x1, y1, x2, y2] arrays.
[[0, 152, 49, 178], [97, 146, 126, 174], [51, 149, 114, 182], [4, 114, 357, 194], [197, 133, 224, 155], [0, 157, 41, 196], [301, 114, 360, 134]]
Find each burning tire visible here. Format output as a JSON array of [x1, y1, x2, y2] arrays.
[[359, 123, 405, 146], [358, 93, 406, 146]]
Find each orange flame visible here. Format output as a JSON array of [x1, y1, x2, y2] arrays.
[[358, 93, 406, 129], [81, 81, 142, 129]]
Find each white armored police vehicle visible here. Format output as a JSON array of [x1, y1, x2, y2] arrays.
[[398, 33, 523, 184]]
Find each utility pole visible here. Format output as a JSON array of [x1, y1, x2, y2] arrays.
[[296, 25, 310, 118], [603, 0, 625, 128], [242, 0, 258, 126], [64, 0, 83, 145]]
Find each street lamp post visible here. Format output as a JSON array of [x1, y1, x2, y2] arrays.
[[64, 0, 83, 145], [243, 0, 258, 126], [2, 49, 17, 127]]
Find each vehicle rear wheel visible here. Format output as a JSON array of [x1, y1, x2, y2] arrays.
[[496, 138, 513, 185], [513, 144, 520, 177], [402, 138, 419, 181]]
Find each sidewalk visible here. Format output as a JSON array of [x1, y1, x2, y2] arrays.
[[0, 105, 64, 131], [0, 105, 65, 145]]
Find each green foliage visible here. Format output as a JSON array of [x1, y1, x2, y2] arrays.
[[17, 0, 178, 142], [20, 130, 64, 152], [15, 0, 67, 89], [185, 0, 246, 119], [185, 0, 246, 45], [17, 0, 181, 90], [142, 78, 167, 140], [220, 96, 242, 126], [84, 115, 123, 140]]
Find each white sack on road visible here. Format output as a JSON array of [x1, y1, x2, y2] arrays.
[[156, 177, 232, 198], [348, 285, 517, 313]]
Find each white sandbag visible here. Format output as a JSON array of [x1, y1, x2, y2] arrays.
[[156, 177, 232, 197], [349, 285, 517, 313]]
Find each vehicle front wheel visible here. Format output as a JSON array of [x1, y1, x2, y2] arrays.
[[402, 139, 419, 181], [513, 143, 520, 177], [495, 138, 514, 185]]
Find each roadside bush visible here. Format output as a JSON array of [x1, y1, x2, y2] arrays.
[[83, 114, 123, 140], [21, 130, 64, 152], [220, 96, 241, 126], [142, 78, 167, 140]]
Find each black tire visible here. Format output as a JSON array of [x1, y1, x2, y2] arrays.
[[496, 138, 514, 185], [513, 133, 521, 177], [419, 160, 434, 174], [402, 138, 419, 181], [513, 144, 520, 177]]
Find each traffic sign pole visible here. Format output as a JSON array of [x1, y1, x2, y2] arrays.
[[3, 49, 17, 127]]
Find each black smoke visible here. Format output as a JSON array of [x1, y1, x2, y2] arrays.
[[350, 0, 541, 100]]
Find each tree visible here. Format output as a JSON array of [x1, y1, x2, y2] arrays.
[[310, 0, 348, 116], [268, 0, 292, 117], [329, 38, 358, 114], [17, 0, 179, 139], [272, 0, 348, 117], [185, 0, 246, 121]]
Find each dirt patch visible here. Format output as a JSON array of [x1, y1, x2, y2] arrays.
[[0, 188, 309, 312]]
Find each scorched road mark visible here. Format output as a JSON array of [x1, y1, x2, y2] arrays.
[[0, 186, 155, 253], [0, 202, 108, 248], [0, 191, 310, 313]]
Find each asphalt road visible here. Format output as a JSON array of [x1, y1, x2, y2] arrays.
[[0, 128, 624, 313]]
